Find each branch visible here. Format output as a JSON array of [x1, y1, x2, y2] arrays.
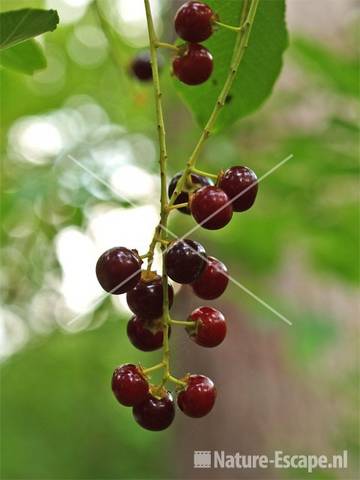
[[143, 0, 171, 383]]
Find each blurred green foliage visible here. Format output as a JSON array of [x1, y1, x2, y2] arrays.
[[1, 315, 171, 479]]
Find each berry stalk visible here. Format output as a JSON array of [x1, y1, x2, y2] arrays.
[[143, 0, 171, 385]]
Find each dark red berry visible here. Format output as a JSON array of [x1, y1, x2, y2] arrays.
[[96, 247, 142, 294], [130, 52, 152, 81], [127, 316, 170, 352], [126, 274, 174, 320], [168, 172, 212, 215], [133, 391, 175, 431], [187, 306, 226, 347], [178, 374, 216, 417], [111, 364, 149, 407], [165, 239, 206, 284], [175, 1, 215, 43], [191, 256, 228, 299], [173, 43, 213, 86], [190, 186, 233, 229], [218, 166, 258, 212]]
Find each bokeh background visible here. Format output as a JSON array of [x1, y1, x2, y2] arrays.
[[1, 0, 359, 479]]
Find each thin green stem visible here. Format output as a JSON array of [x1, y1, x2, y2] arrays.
[[144, 0, 171, 385], [215, 20, 241, 32], [142, 0, 259, 390], [142, 362, 165, 374], [155, 41, 180, 52], [168, 375, 186, 387], [146, 225, 160, 272], [167, 202, 188, 211], [168, 0, 259, 208], [190, 167, 218, 180], [170, 320, 196, 327]]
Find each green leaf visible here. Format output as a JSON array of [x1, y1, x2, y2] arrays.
[[0, 8, 59, 50], [291, 36, 359, 98], [173, 0, 288, 131], [0, 39, 46, 74]]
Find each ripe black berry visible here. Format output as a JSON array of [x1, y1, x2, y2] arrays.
[[133, 391, 175, 431], [168, 172, 211, 215], [130, 52, 153, 81], [111, 364, 149, 407], [191, 256, 228, 299], [127, 316, 170, 352], [177, 374, 216, 417], [165, 239, 206, 284], [175, 1, 215, 43], [126, 274, 174, 320], [190, 186, 233, 229], [218, 166, 258, 212], [173, 43, 213, 86], [187, 306, 226, 347], [96, 247, 142, 294]]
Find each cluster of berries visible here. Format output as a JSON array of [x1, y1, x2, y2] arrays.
[[131, 1, 218, 86], [96, 165, 258, 430], [172, 1, 216, 85], [173, 165, 258, 229]]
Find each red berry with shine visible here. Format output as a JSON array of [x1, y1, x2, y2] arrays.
[[96, 247, 142, 294], [165, 239, 206, 284], [175, 1, 215, 43], [133, 391, 175, 431], [173, 43, 213, 86], [111, 364, 149, 407], [218, 166, 258, 212], [191, 256, 228, 299], [190, 186, 233, 230], [168, 172, 212, 215], [177, 374, 216, 417], [187, 306, 226, 347], [126, 274, 174, 320], [127, 316, 170, 352]]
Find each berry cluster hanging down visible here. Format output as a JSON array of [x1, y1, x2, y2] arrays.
[[96, 164, 258, 430], [95, 0, 260, 431]]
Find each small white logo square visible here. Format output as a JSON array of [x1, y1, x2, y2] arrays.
[[194, 451, 212, 468]]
